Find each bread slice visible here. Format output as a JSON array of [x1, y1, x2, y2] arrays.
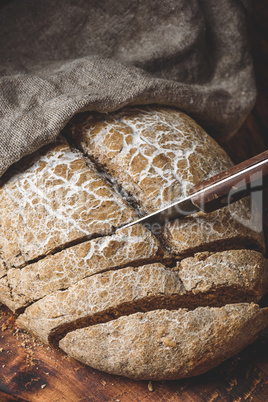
[[3, 225, 166, 312], [16, 249, 268, 345], [162, 198, 265, 256], [59, 304, 268, 380], [0, 136, 136, 273]]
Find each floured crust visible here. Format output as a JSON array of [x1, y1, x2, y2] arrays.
[[162, 198, 265, 256], [59, 304, 268, 380], [176, 249, 268, 297], [67, 106, 265, 255], [3, 225, 166, 312], [0, 106, 267, 381], [0, 136, 136, 271], [17, 249, 268, 345], [68, 107, 233, 212]]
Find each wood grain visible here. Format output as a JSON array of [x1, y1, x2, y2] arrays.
[[0, 1, 267, 400], [0, 305, 267, 402]]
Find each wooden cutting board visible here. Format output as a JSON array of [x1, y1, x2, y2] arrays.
[[0, 303, 267, 402], [0, 1, 267, 400]]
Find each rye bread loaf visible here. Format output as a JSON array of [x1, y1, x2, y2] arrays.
[[1, 106, 267, 381]]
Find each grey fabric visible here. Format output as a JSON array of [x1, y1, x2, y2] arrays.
[[0, 0, 256, 178]]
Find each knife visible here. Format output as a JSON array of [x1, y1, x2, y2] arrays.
[[122, 150, 268, 231]]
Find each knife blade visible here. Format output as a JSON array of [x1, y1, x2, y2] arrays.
[[122, 150, 268, 232]]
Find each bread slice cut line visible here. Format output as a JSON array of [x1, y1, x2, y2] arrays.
[[66, 132, 265, 258], [1, 224, 168, 313], [65, 106, 234, 213], [1, 107, 263, 278], [15, 249, 268, 346], [0, 136, 137, 273], [2, 223, 266, 314], [0, 105, 267, 382], [65, 107, 265, 256]]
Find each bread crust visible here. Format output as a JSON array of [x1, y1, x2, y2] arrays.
[[16, 249, 268, 345], [68, 106, 265, 256], [0, 106, 267, 380], [59, 304, 268, 380], [3, 225, 165, 312], [0, 136, 135, 272]]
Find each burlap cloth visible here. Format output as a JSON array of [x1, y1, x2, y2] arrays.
[[0, 0, 256, 178]]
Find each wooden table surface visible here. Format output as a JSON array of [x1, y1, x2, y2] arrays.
[[0, 1, 267, 401]]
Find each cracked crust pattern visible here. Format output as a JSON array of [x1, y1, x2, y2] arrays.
[[17, 262, 183, 344], [0, 136, 136, 272], [68, 107, 233, 212], [59, 304, 268, 380], [176, 249, 268, 297], [0, 106, 267, 380], [67, 106, 265, 255], [2, 225, 165, 312], [162, 198, 265, 256], [17, 249, 268, 345]]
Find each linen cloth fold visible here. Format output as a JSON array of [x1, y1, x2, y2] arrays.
[[0, 0, 256, 178]]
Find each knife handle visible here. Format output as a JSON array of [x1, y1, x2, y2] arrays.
[[190, 150, 268, 213]]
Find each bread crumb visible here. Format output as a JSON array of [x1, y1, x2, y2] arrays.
[[41, 384, 46, 389], [148, 381, 153, 392]]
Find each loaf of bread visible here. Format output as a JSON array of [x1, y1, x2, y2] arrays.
[[0, 106, 267, 380]]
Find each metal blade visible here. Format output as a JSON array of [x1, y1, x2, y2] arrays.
[[122, 195, 199, 233]]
